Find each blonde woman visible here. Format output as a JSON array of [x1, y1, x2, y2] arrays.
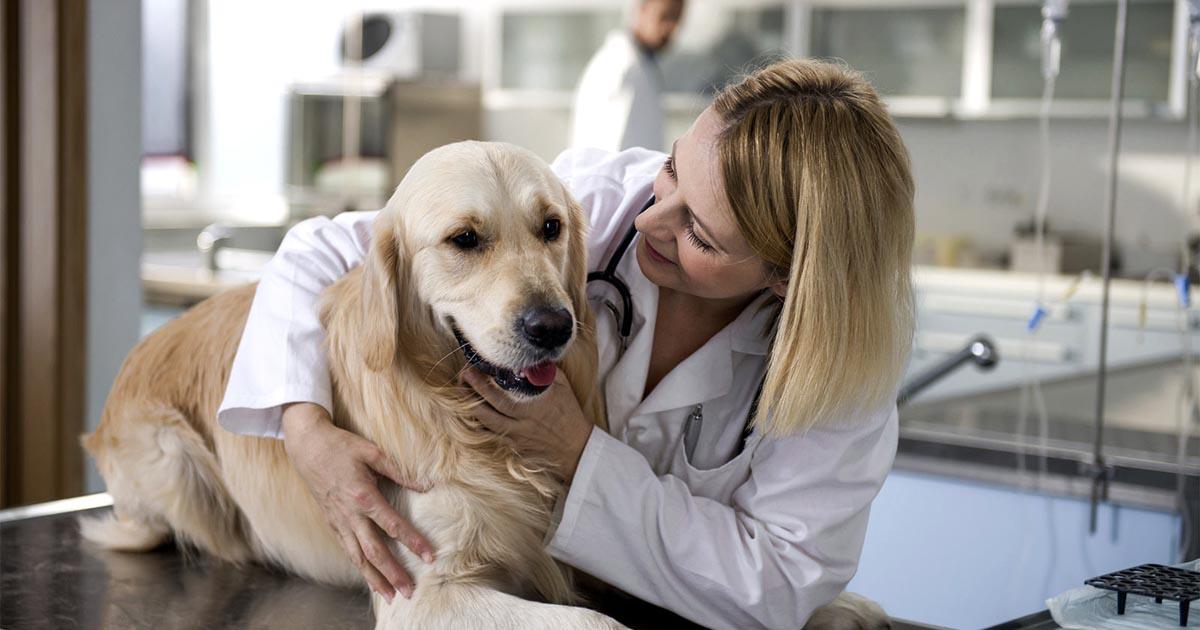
[[218, 59, 914, 628]]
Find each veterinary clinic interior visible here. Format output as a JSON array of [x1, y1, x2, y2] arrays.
[[2, 0, 1198, 629]]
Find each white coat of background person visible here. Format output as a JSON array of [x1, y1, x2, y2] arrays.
[[569, 0, 685, 152]]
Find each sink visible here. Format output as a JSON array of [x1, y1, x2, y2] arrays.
[[142, 224, 286, 306]]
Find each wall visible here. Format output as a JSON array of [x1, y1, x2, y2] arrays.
[[201, 0, 344, 201], [848, 469, 1180, 628], [900, 117, 1196, 266], [86, 0, 142, 492]]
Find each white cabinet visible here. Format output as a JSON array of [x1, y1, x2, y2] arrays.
[[809, 5, 967, 98], [499, 11, 621, 92], [659, 4, 788, 94], [990, 0, 1175, 110], [487, 1, 792, 103], [481, 0, 1191, 120]]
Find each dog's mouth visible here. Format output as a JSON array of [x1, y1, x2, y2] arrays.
[[452, 327, 557, 396]]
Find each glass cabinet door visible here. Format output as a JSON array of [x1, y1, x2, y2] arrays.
[[499, 3, 789, 97], [658, 4, 789, 94], [809, 6, 966, 98], [991, 0, 1174, 101], [500, 11, 621, 91]]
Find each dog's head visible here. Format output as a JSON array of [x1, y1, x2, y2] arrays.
[[358, 141, 590, 399]]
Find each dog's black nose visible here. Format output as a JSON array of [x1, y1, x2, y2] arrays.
[[520, 307, 574, 350]]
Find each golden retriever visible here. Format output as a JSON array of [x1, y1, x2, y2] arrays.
[[82, 141, 619, 629], [81, 140, 885, 630]]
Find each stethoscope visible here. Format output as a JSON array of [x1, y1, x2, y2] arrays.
[[586, 196, 761, 460]]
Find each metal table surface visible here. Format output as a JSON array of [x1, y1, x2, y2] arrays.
[[0, 495, 1024, 630], [1, 498, 371, 630], [0, 497, 715, 630]]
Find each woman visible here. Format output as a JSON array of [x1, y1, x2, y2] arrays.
[[218, 59, 914, 628]]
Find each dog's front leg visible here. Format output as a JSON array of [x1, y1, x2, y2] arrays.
[[372, 579, 627, 630]]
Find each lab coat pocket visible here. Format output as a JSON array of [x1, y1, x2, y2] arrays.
[[670, 432, 757, 504]]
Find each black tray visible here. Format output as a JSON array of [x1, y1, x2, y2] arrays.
[[1084, 563, 1200, 627]]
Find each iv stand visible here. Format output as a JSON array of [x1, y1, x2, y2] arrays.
[[1088, 0, 1130, 534]]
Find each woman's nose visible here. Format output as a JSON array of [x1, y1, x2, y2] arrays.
[[634, 203, 677, 241]]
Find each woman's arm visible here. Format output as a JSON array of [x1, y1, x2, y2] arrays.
[[219, 211, 375, 437], [547, 407, 900, 629], [217, 212, 433, 601]]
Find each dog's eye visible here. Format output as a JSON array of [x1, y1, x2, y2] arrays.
[[542, 219, 561, 242], [451, 230, 479, 250]]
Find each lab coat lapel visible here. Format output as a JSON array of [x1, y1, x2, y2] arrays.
[[634, 328, 733, 417], [632, 290, 775, 417]]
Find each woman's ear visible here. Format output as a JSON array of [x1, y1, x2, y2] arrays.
[[770, 279, 788, 299], [360, 222, 404, 371]]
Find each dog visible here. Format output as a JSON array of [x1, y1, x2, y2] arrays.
[[83, 141, 620, 629], [81, 140, 888, 629]]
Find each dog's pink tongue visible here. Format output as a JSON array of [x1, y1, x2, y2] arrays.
[[521, 361, 557, 387]]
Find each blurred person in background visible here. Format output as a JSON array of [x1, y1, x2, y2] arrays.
[[570, 0, 686, 152]]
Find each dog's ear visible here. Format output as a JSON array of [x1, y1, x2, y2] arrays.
[[558, 181, 606, 431], [360, 222, 404, 371], [561, 182, 590, 323]]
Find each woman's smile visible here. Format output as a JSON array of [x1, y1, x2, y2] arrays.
[[641, 237, 676, 266]]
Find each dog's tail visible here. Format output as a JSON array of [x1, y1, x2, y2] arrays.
[[79, 404, 253, 563], [375, 582, 627, 630], [79, 511, 171, 552]]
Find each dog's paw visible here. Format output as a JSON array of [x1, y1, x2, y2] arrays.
[[804, 592, 891, 630]]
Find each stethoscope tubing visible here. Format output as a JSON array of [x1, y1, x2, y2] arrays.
[[585, 195, 653, 342]]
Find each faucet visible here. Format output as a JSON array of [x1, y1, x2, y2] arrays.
[[897, 336, 998, 407], [197, 224, 233, 273]]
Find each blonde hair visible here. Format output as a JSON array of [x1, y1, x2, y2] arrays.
[[713, 59, 915, 437]]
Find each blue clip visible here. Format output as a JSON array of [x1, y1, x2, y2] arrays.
[[1026, 305, 1048, 333], [1176, 273, 1191, 309]]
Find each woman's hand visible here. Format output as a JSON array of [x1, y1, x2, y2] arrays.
[[281, 402, 435, 602], [460, 368, 594, 482]]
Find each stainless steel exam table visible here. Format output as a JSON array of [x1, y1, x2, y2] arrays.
[[0, 495, 969, 630]]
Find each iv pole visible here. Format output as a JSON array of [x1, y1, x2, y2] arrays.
[[1087, 0, 1130, 534]]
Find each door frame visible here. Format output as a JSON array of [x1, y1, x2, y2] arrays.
[[1, 0, 89, 507]]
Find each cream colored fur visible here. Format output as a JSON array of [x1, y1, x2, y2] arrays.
[[80, 140, 882, 629], [83, 142, 616, 629]]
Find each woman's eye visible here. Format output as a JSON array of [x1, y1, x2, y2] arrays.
[[451, 230, 479, 250], [663, 157, 677, 179], [543, 218, 561, 242], [685, 220, 715, 254]]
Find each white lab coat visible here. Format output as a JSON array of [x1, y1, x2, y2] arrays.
[[218, 147, 898, 629], [570, 31, 665, 152]]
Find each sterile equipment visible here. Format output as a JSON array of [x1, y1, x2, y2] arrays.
[[1048, 559, 1200, 629], [1040, 0, 1069, 81], [1013, 0, 1073, 503]]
